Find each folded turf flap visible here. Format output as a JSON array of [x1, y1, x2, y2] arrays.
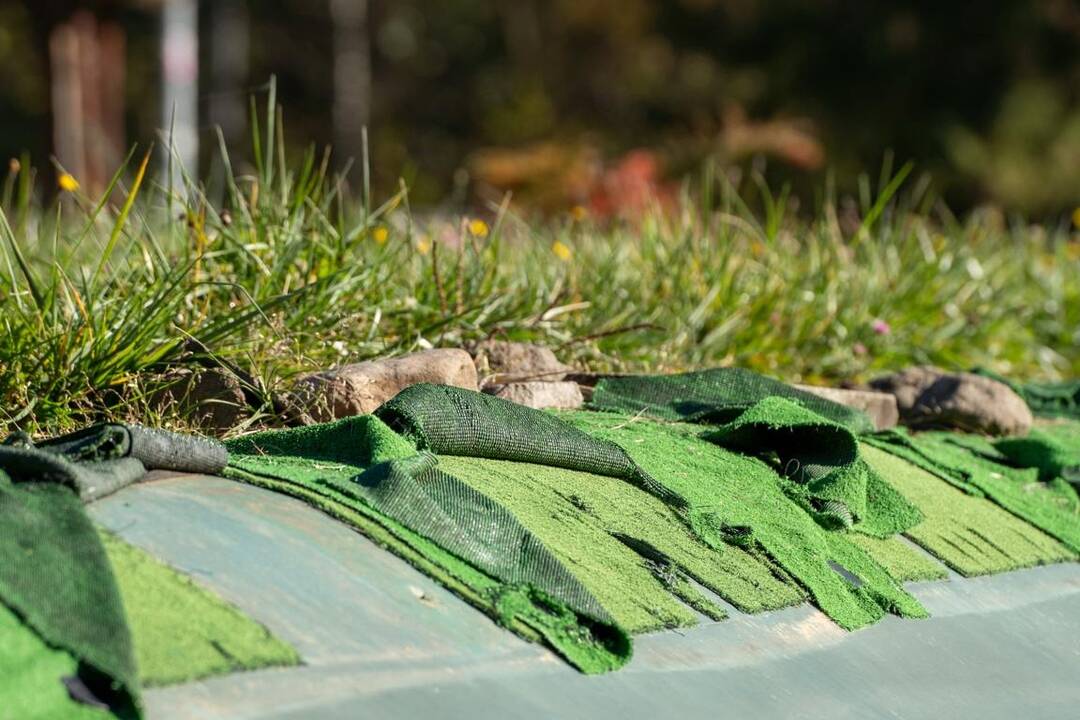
[[590, 367, 875, 433], [0, 470, 141, 718], [375, 383, 685, 507], [227, 415, 630, 673]]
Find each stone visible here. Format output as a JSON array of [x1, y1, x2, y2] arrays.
[[150, 368, 248, 431], [294, 348, 479, 421], [793, 384, 900, 430], [485, 381, 585, 410], [472, 340, 573, 384], [869, 366, 1033, 436]]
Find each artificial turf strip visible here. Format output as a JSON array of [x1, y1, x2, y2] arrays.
[[437, 455, 799, 632], [844, 535, 948, 583], [0, 602, 113, 720], [865, 430, 1080, 554], [556, 411, 928, 630], [225, 416, 631, 674], [98, 530, 299, 686], [994, 421, 1080, 484], [860, 444, 1075, 576]]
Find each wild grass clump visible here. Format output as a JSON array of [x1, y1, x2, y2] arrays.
[[1, 91, 1076, 436]]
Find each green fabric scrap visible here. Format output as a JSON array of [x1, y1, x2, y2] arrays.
[[99, 530, 299, 686], [376, 383, 684, 507], [972, 368, 1080, 420], [226, 415, 630, 674], [844, 535, 948, 583], [861, 444, 1075, 575], [702, 396, 922, 536], [993, 421, 1080, 484], [438, 453, 802, 633], [0, 601, 114, 720], [0, 469, 139, 718], [558, 411, 927, 630], [864, 429, 1080, 554], [590, 367, 875, 433]]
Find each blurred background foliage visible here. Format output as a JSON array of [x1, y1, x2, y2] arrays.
[[1, 0, 1078, 216]]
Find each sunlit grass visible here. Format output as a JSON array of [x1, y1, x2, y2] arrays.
[[1, 92, 1077, 436]]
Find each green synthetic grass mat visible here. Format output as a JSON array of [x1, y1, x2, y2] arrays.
[[99, 530, 299, 686], [225, 415, 631, 674], [0, 474, 138, 719], [844, 535, 948, 583], [0, 602, 114, 720], [437, 454, 800, 632], [973, 369, 1080, 421], [865, 430, 1080, 554], [861, 444, 1075, 575], [995, 420, 1080, 484], [555, 411, 927, 629]]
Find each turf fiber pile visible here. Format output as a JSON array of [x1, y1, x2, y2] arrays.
[[3, 367, 1080, 719]]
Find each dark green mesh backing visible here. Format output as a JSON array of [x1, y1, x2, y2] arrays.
[[376, 383, 685, 507], [973, 368, 1080, 421], [864, 429, 1080, 553], [589, 371, 918, 536], [590, 367, 874, 433], [226, 415, 629, 673], [3, 424, 227, 502]]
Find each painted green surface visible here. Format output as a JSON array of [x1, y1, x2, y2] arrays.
[[100, 530, 299, 686], [0, 602, 113, 720], [558, 411, 926, 629], [861, 444, 1075, 575]]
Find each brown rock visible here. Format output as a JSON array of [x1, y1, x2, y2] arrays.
[[484, 381, 585, 410], [794, 384, 900, 430], [472, 340, 573, 384], [151, 368, 248, 431], [294, 348, 479, 421], [869, 366, 1033, 436]]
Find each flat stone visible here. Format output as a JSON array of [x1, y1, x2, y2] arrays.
[[294, 349, 478, 421], [472, 340, 573, 384], [485, 381, 584, 410], [794, 384, 900, 430], [869, 366, 1033, 436]]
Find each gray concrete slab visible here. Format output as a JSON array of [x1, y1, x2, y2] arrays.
[[90, 475, 1080, 720]]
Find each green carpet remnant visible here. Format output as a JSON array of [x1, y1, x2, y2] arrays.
[[226, 414, 631, 674], [559, 410, 927, 630], [994, 421, 1080, 485], [590, 367, 875, 432], [0, 601, 114, 720], [865, 429, 1080, 554], [0, 468, 139, 719], [861, 444, 1075, 575], [973, 368, 1080, 421], [100, 530, 299, 686]]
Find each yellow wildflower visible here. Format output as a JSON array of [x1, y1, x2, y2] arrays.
[[58, 172, 79, 192], [570, 205, 588, 221], [1072, 207, 1080, 230], [468, 218, 489, 238], [552, 240, 572, 261], [373, 226, 389, 245], [416, 235, 432, 255]]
